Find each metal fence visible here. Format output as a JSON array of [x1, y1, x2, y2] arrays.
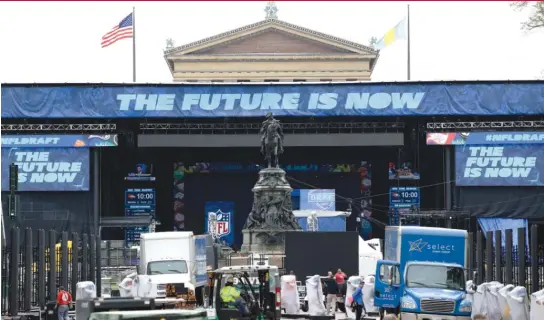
[[1, 227, 101, 317], [468, 225, 544, 294]]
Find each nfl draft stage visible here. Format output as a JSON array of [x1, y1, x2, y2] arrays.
[[2, 80, 544, 245]]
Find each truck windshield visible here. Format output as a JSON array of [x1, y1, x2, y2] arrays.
[[406, 264, 465, 291], [147, 260, 188, 275]]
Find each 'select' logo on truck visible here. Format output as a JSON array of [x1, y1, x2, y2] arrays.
[[408, 238, 455, 254]]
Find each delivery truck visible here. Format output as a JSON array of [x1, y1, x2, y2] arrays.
[[374, 226, 472, 320], [139, 232, 209, 301]]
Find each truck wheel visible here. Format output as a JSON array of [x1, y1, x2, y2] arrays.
[[379, 308, 384, 320]]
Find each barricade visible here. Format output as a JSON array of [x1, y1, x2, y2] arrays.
[[472, 225, 543, 295], [1, 227, 101, 318]]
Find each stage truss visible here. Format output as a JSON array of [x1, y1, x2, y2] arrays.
[[426, 120, 544, 131], [139, 121, 405, 134]]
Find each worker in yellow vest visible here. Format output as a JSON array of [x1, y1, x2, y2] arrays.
[[220, 276, 249, 315]]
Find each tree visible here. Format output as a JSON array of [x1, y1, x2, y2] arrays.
[[368, 36, 378, 48], [511, 1, 544, 30]]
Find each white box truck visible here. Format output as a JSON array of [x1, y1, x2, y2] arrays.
[[139, 231, 209, 299]]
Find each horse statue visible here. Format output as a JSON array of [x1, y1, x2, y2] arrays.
[[260, 113, 284, 168]]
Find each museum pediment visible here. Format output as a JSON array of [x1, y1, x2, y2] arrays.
[[164, 19, 377, 58]]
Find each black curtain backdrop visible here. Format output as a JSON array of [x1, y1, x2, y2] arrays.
[[457, 187, 544, 222], [1, 192, 93, 234], [184, 172, 361, 249], [98, 135, 446, 241]]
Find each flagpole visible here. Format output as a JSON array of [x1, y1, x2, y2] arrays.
[[132, 6, 136, 82], [407, 4, 411, 80]]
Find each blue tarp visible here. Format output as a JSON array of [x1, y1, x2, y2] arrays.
[[2, 81, 543, 118]]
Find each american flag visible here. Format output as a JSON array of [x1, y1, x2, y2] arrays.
[[101, 13, 133, 48]]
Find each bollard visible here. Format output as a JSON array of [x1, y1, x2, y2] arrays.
[[486, 231, 493, 282], [476, 231, 484, 284], [96, 235, 102, 297], [71, 232, 79, 300], [89, 235, 96, 284], [61, 232, 69, 289], [9, 228, 20, 317], [494, 230, 502, 284], [81, 234, 89, 281], [467, 233, 474, 280], [24, 228, 33, 311], [530, 224, 538, 294], [37, 229, 46, 308], [48, 230, 57, 302], [505, 229, 513, 285], [517, 228, 526, 288]]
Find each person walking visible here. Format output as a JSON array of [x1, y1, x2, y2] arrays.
[[351, 281, 366, 320], [323, 271, 339, 315], [55, 286, 72, 320]]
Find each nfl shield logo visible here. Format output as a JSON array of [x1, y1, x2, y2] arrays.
[[208, 209, 231, 238]]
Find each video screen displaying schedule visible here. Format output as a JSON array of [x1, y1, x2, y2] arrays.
[[124, 188, 156, 246]]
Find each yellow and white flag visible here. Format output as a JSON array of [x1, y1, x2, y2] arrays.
[[374, 17, 408, 50]]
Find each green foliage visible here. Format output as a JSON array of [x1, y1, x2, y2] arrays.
[[511, 1, 544, 30]]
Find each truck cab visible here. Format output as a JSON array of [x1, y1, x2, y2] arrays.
[[374, 226, 472, 320]]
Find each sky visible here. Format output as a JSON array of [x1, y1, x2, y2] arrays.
[[0, 1, 543, 83]]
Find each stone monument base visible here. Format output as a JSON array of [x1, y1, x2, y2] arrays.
[[241, 229, 301, 254]]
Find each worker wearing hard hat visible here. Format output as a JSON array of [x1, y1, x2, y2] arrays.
[[220, 276, 249, 315]]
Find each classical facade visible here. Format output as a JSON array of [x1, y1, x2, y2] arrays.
[[164, 3, 379, 82]]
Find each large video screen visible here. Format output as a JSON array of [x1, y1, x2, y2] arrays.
[[285, 231, 358, 278]]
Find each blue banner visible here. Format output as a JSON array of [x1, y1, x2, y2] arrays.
[[204, 201, 234, 246], [427, 132, 544, 146], [3, 82, 544, 118], [299, 189, 336, 210], [456, 145, 544, 186], [1, 148, 90, 191], [1, 134, 117, 148]]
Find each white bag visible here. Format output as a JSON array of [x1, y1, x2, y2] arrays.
[[506, 286, 530, 320], [497, 284, 514, 320], [76, 281, 97, 300], [472, 282, 501, 317], [362, 276, 378, 313], [281, 275, 299, 314], [530, 289, 544, 320], [485, 283, 504, 320], [306, 275, 326, 316]]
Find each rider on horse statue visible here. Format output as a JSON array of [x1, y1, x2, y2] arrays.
[[260, 113, 284, 168]]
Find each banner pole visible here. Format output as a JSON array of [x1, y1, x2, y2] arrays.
[[132, 6, 136, 82], [407, 4, 411, 81]]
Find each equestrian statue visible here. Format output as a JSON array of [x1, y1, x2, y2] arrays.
[[260, 113, 284, 168]]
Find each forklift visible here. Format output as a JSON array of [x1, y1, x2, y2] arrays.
[[209, 266, 281, 320]]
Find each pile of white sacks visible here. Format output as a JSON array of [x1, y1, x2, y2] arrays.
[[282, 274, 378, 318], [466, 280, 544, 320]]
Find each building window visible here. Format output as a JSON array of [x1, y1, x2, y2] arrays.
[[320, 79, 332, 82], [237, 80, 250, 82], [211, 80, 223, 83], [293, 79, 306, 82], [346, 79, 358, 82], [264, 79, 280, 82]]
